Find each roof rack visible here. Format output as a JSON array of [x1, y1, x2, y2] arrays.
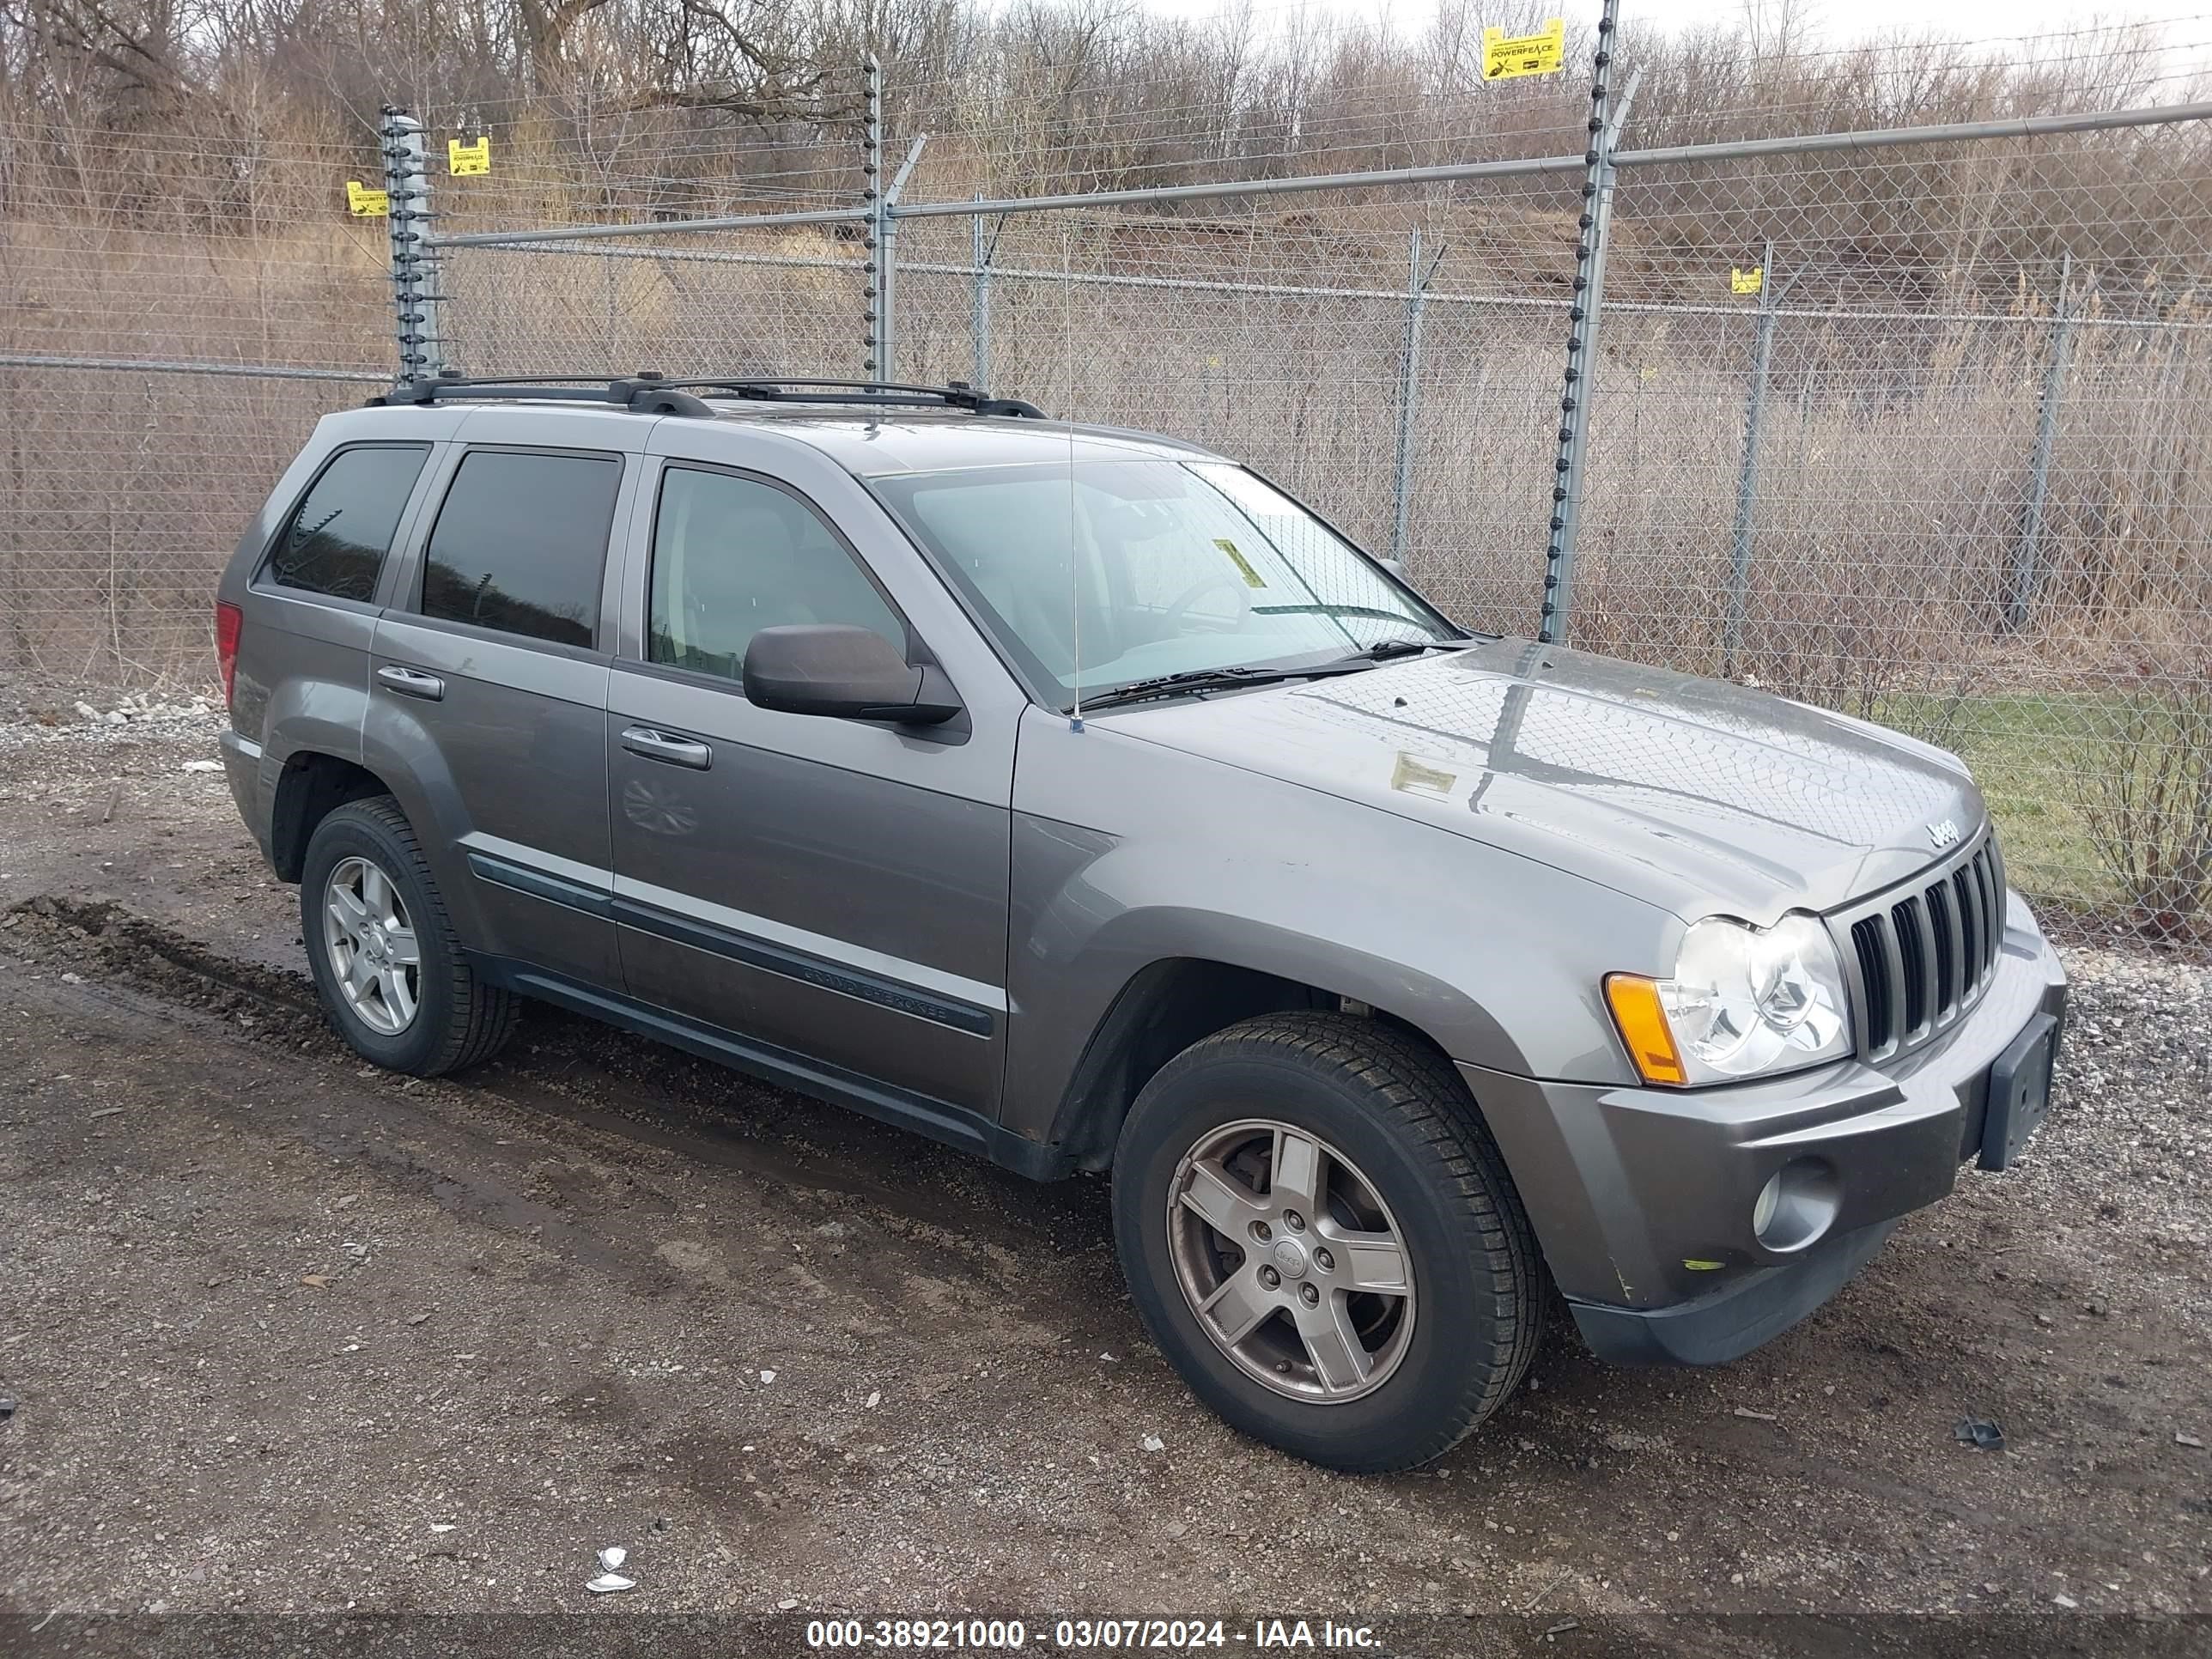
[[660, 378, 1049, 420], [366, 372, 1048, 421]]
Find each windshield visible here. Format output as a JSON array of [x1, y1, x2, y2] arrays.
[[872, 459, 1461, 708]]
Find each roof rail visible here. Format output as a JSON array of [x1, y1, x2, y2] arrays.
[[653, 378, 1050, 419], [366, 373, 1047, 420], [367, 374, 716, 416]]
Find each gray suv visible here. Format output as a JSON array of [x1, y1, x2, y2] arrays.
[[216, 375, 2068, 1472]]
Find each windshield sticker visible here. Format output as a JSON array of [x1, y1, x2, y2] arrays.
[[1389, 752, 1457, 799], [1214, 538, 1267, 588]]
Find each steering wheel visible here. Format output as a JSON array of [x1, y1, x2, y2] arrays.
[[1160, 571, 1253, 633]]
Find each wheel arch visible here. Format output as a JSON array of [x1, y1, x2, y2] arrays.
[[269, 751, 396, 883], [1042, 955, 1477, 1174]]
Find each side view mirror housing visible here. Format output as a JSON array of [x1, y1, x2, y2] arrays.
[[742, 624, 963, 726]]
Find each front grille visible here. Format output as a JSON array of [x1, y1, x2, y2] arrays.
[[1833, 831, 2005, 1061]]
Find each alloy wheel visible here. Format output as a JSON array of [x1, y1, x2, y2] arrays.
[[1165, 1118, 1415, 1402], [322, 854, 421, 1036]]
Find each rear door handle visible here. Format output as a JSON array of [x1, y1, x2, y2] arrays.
[[376, 665, 445, 702], [621, 726, 712, 770]]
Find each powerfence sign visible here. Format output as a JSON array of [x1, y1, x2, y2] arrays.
[[1731, 264, 1764, 295], [1484, 18, 1566, 81], [345, 179, 389, 216], [448, 136, 491, 176]]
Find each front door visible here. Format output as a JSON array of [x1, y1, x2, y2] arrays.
[[605, 460, 1013, 1118]]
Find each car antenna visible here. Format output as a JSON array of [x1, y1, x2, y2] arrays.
[[1061, 344, 1079, 734], [1066, 380, 1084, 732]]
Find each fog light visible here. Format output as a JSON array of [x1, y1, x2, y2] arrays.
[[1752, 1158, 1840, 1254], [1753, 1173, 1781, 1237]]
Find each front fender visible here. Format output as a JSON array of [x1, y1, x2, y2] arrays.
[[1003, 711, 1674, 1139]]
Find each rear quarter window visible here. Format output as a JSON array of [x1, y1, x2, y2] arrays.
[[264, 444, 431, 601], [417, 449, 622, 648]]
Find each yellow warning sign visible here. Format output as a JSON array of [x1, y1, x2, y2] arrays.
[[1484, 18, 1565, 81], [1730, 264, 1765, 295], [345, 180, 389, 216], [1214, 538, 1267, 589], [448, 136, 491, 176]]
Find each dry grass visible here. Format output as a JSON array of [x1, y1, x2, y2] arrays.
[[3, 165, 2209, 932]]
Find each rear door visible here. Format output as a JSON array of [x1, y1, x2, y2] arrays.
[[604, 441, 1023, 1121], [367, 410, 642, 991]]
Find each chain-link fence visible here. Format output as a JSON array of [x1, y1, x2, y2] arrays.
[[3, 17, 2209, 944], [0, 107, 398, 680]]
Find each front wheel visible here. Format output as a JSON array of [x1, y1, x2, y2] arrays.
[[1112, 1013, 1544, 1472]]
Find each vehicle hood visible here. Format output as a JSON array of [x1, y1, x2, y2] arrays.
[[1096, 638, 1984, 926]]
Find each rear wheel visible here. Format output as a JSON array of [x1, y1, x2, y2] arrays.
[[300, 797, 516, 1076], [1113, 1013, 1543, 1472]]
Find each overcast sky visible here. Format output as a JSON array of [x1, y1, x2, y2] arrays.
[[1124, 0, 2212, 51]]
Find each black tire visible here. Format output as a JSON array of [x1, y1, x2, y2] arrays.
[[299, 796, 517, 1077], [1112, 1012, 1543, 1473]]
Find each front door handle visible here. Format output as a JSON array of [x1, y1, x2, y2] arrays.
[[376, 665, 445, 702], [621, 726, 712, 770]]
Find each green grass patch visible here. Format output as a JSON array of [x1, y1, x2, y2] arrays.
[[1867, 691, 2127, 917]]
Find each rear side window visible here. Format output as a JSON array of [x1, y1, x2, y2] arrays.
[[266, 444, 429, 601], [419, 449, 621, 648], [647, 466, 905, 682]]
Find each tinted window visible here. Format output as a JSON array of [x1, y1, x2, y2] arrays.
[[267, 444, 428, 601], [647, 466, 904, 682], [419, 450, 621, 647]]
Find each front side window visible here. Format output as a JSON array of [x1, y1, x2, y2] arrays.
[[873, 459, 1456, 708], [419, 449, 621, 647], [647, 465, 905, 683], [266, 444, 429, 601]]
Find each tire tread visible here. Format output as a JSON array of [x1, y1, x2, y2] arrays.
[[305, 797, 517, 1076], [1129, 1011, 1545, 1471]]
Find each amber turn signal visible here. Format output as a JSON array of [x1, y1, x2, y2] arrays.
[[1605, 973, 1688, 1087]]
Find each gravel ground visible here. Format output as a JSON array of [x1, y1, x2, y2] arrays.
[[0, 683, 2208, 1655]]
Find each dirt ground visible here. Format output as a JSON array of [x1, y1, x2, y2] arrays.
[[0, 687, 2208, 1656]]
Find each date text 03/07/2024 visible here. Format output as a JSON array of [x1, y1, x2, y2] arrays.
[[804, 1618, 1382, 1650]]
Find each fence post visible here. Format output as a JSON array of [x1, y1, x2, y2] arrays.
[[971, 196, 992, 387], [2008, 252, 2075, 632], [1538, 3, 1637, 646], [379, 107, 444, 381], [874, 136, 927, 384], [861, 56, 886, 382], [1722, 239, 1778, 677], [1389, 227, 1432, 569]]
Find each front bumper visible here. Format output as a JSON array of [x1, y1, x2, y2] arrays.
[[1459, 890, 2067, 1366]]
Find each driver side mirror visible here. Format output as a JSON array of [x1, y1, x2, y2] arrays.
[[742, 624, 963, 726]]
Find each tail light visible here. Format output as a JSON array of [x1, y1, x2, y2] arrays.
[[215, 600, 243, 709]]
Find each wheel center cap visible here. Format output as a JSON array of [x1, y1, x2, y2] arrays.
[[1269, 1237, 1310, 1281]]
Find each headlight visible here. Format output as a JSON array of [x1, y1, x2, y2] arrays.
[[1606, 914, 1852, 1086]]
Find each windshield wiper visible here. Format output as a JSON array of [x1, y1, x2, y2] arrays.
[[1334, 636, 1462, 664], [1080, 665, 1304, 709], [1083, 638, 1470, 711]]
